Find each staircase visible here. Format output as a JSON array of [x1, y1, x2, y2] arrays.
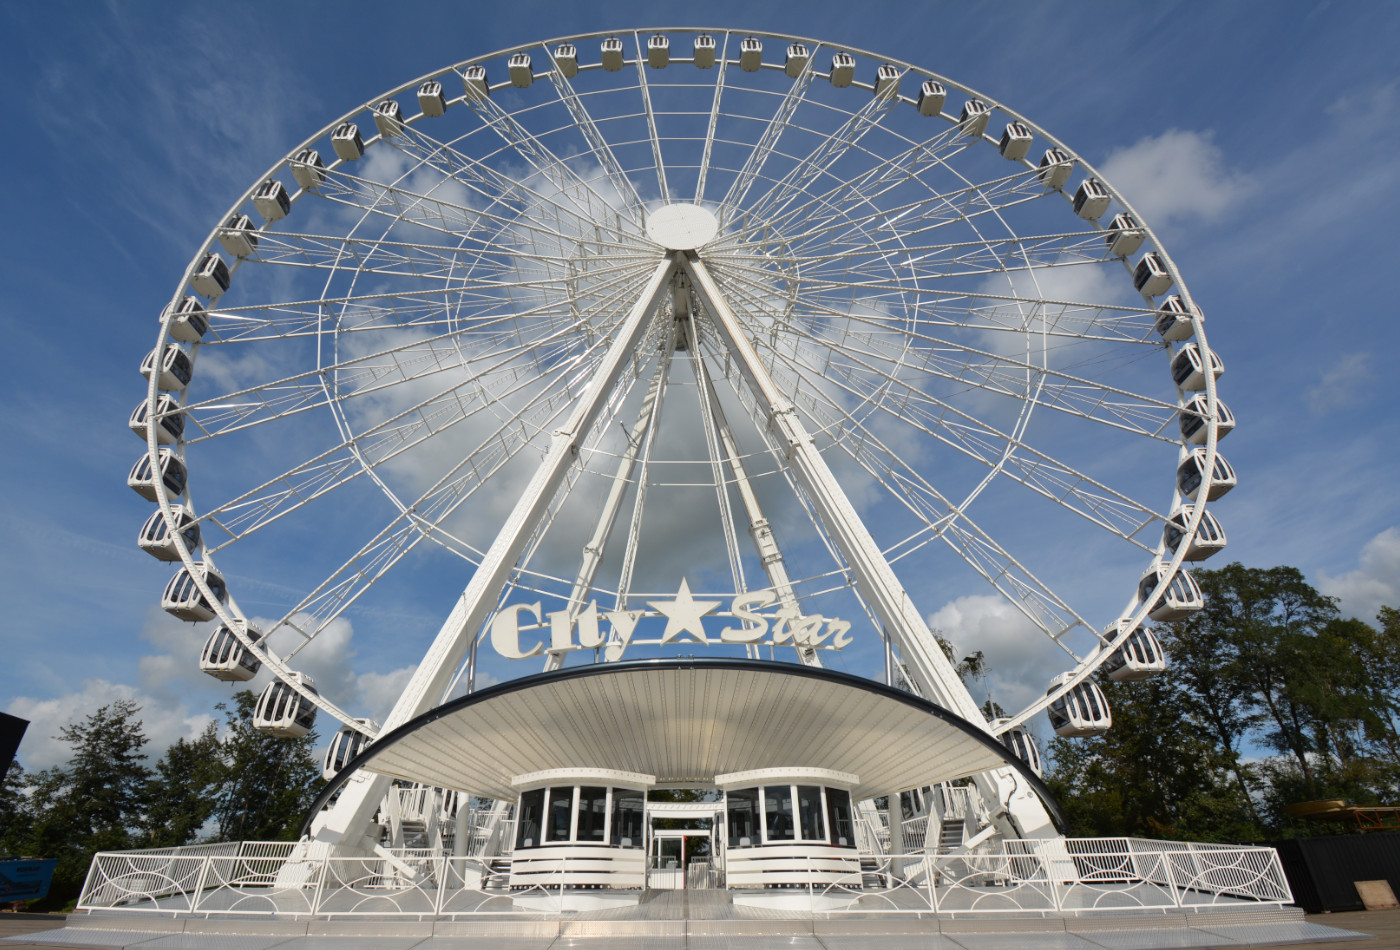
[[936, 820, 964, 854], [399, 818, 430, 850], [485, 857, 511, 890], [859, 856, 886, 890]]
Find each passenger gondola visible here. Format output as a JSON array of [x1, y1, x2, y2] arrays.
[[1177, 446, 1236, 501], [128, 449, 187, 502], [129, 393, 184, 445], [1099, 622, 1167, 682], [1170, 342, 1225, 392], [253, 179, 290, 222], [140, 343, 193, 391], [600, 37, 624, 72], [1038, 148, 1073, 190], [958, 99, 990, 137], [1137, 564, 1204, 621], [508, 53, 534, 88], [1179, 393, 1235, 445], [254, 673, 319, 738], [161, 562, 228, 622], [331, 121, 365, 160], [1163, 506, 1227, 561], [1045, 672, 1111, 737], [552, 43, 579, 78], [1104, 213, 1144, 258], [323, 719, 379, 779], [199, 623, 262, 682], [290, 148, 325, 190], [417, 81, 447, 117], [998, 122, 1032, 161], [916, 79, 946, 116], [137, 505, 200, 561], [873, 64, 900, 99], [648, 35, 670, 69], [1133, 252, 1173, 296], [1155, 295, 1198, 343], [784, 44, 809, 78], [373, 99, 405, 136], [739, 36, 762, 72], [1072, 178, 1110, 220], [190, 252, 230, 298], [218, 213, 259, 258], [693, 34, 716, 69], [164, 296, 208, 344], [830, 52, 855, 87], [991, 718, 1043, 775]]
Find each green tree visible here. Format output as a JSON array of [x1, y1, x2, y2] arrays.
[[212, 691, 323, 841], [21, 700, 153, 907], [142, 723, 225, 847], [0, 762, 30, 856]]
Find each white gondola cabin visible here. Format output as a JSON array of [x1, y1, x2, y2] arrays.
[[1138, 564, 1205, 622], [1170, 342, 1225, 392], [218, 213, 258, 258], [999, 121, 1032, 161], [164, 296, 208, 344], [290, 147, 325, 190], [991, 719, 1043, 776], [600, 37, 624, 72], [1072, 178, 1110, 220], [1155, 295, 1198, 343], [1177, 447, 1236, 502], [647, 35, 669, 69], [254, 672, 318, 738], [200, 623, 262, 682], [373, 99, 405, 136], [129, 393, 184, 445], [137, 505, 200, 561], [128, 449, 187, 502], [873, 64, 900, 99], [140, 343, 193, 391], [552, 43, 578, 78], [959, 99, 990, 137], [1133, 252, 1173, 296], [1101, 625, 1167, 683], [331, 121, 365, 160], [917, 79, 946, 116], [190, 252, 230, 298], [1179, 392, 1235, 445], [1046, 672, 1111, 738], [830, 52, 855, 87], [693, 34, 716, 69], [785, 44, 809, 78], [1038, 148, 1074, 190], [1105, 213, 1145, 258], [1163, 506, 1227, 561], [739, 36, 762, 72], [461, 65, 489, 100], [323, 719, 379, 780], [161, 562, 228, 622], [508, 53, 533, 88], [253, 179, 290, 222], [417, 81, 447, 117]]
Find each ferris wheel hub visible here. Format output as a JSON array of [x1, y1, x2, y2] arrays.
[[645, 203, 718, 250]]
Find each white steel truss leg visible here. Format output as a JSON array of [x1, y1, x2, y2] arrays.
[[680, 251, 1055, 839], [311, 255, 678, 851]]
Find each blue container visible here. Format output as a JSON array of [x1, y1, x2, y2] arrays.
[[0, 858, 56, 902]]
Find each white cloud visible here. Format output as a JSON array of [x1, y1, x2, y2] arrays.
[[1318, 526, 1400, 621], [1306, 352, 1374, 414], [1098, 130, 1255, 232], [927, 593, 1059, 715]]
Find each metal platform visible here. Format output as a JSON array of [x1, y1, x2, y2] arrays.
[[8, 900, 1369, 950]]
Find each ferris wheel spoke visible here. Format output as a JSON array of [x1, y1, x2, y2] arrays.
[[386, 118, 648, 248], [716, 46, 822, 216], [710, 120, 977, 251], [629, 33, 671, 203], [540, 44, 646, 214], [763, 331, 1164, 547], [735, 68, 908, 228], [749, 335, 1092, 648], [460, 84, 646, 228], [694, 35, 731, 203]]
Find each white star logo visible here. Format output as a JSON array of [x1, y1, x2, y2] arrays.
[[649, 578, 721, 644]]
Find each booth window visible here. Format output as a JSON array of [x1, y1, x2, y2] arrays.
[[797, 785, 826, 841], [546, 785, 574, 842], [727, 787, 759, 847], [610, 790, 644, 848], [825, 787, 854, 847], [516, 788, 544, 849], [577, 786, 608, 842], [764, 785, 795, 841]]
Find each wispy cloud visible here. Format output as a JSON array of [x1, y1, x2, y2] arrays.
[[1318, 526, 1400, 622], [1306, 352, 1374, 414], [1098, 129, 1256, 235]]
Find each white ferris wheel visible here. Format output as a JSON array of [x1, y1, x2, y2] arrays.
[[130, 28, 1233, 833]]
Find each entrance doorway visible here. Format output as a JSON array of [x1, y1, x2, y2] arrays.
[[648, 829, 713, 889]]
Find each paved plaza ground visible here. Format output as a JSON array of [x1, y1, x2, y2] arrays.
[[1, 907, 1396, 949]]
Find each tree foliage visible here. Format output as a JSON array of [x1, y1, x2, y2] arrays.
[[2, 690, 323, 909], [1045, 562, 1400, 840]]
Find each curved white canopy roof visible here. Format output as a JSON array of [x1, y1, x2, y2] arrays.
[[304, 659, 1063, 830]]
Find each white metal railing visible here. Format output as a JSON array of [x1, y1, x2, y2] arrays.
[[77, 838, 1290, 917]]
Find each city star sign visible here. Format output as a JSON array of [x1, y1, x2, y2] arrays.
[[490, 579, 855, 660]]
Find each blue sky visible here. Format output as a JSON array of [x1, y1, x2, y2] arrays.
[[2, 0, 1398, 769]]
